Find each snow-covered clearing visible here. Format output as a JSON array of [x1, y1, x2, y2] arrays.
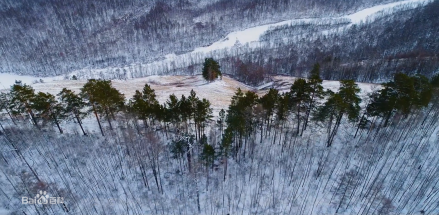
[[26, 75, 379, 117]]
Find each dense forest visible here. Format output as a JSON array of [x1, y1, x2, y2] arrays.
[[1, 0, 439, 214], [1, 0, 438, 85], [1, 64, 439, 214]]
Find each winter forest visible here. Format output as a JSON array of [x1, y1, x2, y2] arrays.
[[1, 0, 439, 215]]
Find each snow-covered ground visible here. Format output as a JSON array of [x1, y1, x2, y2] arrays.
[[26, 75, 379, 117], [0, 0, 431, 85]]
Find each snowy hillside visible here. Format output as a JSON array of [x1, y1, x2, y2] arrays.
[[1, 0, 439, 214]]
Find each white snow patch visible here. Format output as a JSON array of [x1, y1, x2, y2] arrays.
[[0, 73, 63, 90]]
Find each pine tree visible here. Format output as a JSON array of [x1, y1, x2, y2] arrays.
[[58, 88, 88, 135], [8, 84, 39, 129], [302, 63, 324, 134], [259, 88, 279, 132], [202, 58, 222, 82], [289, 78, 310, 135], [81, 79, 125, 135], [316, 80, 361, 147], [366, 73, 433, 127], [32, 92, 65, 133], [130, 84, 160, 127], [194, 98, 213, 140]]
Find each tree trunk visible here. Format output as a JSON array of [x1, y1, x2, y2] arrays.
[[223, 156, 228, 181], [105, 108, 113, 130], [383, 111, 392, 127], [74, 111, 87, 135], [297, 103, 301, 136], [51, 112, 63, 134], [92, 103, 104, 136]]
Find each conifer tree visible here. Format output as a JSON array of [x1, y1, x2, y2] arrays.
[[202, 58, 222, 82], [58, 88, 88, 135], [32, 92, 65, 133], [316, 80, 361, 147], [289, 78, 310, 135], [8, 84, 39, 129], [130, 84, 160, 127], [259, 88, 279, 131], [81, 79, 125, 135], [302, 63, 324, 134], [367, 73, 433, 127]]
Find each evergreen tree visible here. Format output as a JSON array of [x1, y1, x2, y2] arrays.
[[194, 98, 213, 139], [58, 88, 88, 135], [165, 94, 180, 127], [367, 73, 433, 127], [130, 84, 160, 127], [8, 84, 39, 129], [316, 80, 361, 147], [302, 63, 324, 134], [202, 58, 222, 82], [259, 88, 279, 131], [32, 92, 65, 133], [288, 78, 310, 135], [81, 79, 125, 135]]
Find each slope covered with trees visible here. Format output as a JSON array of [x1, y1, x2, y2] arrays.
[[1, 67, 438, 214]]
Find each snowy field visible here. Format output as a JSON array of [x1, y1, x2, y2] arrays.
[[18, 75, 379, 117]]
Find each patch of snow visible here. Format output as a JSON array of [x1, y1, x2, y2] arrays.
[[0, 208, 10, 215], [0, 73, 63, 90]]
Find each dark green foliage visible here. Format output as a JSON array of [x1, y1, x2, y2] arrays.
[[8, 84, 39, 128], [302, 63, 325, 134], [32, 92, 65, 133], [200, 144, 215, 168], [202, 58, 222, 82], [367, 73, 433, 127], [431, 74, 439, 88], [80, 79, 125, 134], [315, 80, 361, 146], [259, 88, 280, 125], [130, 84, 160, 123], [81, 79, 125, 119], [289, 78, 310, 135], [58, 88, 88, 135], [9, 84, 35, 116]]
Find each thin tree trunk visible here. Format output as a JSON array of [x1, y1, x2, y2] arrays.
[[105, 108, 113, 130], [74, 111, 87, 135], [92, 103, 104, 136], [52, 112, 63, 134]]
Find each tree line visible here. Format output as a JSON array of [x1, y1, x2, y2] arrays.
[[1, 63, 437, 164]]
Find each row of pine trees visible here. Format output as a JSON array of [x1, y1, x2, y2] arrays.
[[1, 64, 437, 172]]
